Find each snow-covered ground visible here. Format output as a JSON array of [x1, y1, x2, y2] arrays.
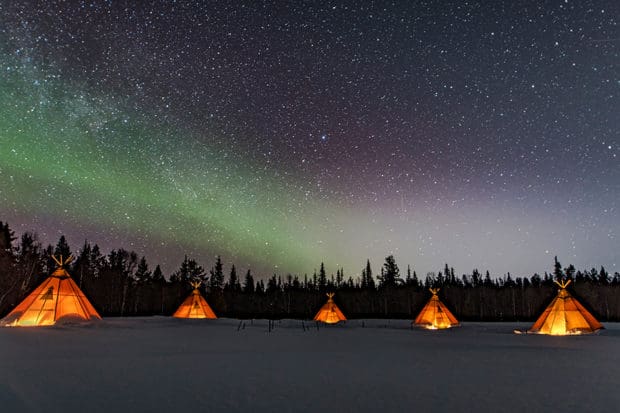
[[1, 318, 619, 412]]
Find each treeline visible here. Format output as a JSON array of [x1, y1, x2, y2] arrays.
[[1, 221, 619, 321]]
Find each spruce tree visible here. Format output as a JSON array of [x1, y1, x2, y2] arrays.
[[378, 255, 401, 288], [54, 235, 72, 260], [0, 221, 17, 312], [564, 264, 576, 280], [412, 271, 419, 288], [228, 264, 241, 291], [553, 256, 563, 281], [243, 269, 255, 293], [170, 255, 190, 284], [209, 256, 224, 290], [367, 259, 375, 289], [135, 256, 152, 284], [152, 265, 165, 284], [0, 221, 16, 253], [484, 271, 493, 286], [318, 262, 327, 291], [362, 259, 375, 289], [267, 274, 278, 293], [256, 279, 265, 293], [89, 244, 105, 276], [336, 268, 343, 287], [171, 256, 206, 284]]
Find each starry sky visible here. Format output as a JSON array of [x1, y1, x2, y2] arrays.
[[0, 1, 618, 279]]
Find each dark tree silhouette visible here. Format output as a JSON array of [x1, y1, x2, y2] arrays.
[[1, 221, 619, 322], [227, 264, 241, 292], [170, 255, 206, 285], [243, 269, 255, 293], [361, 259, 375, 289], [54, 235, 72, 260], [209, 256, 225, 290], [318, 262, 327, 291], [553, 256, 563, 281], [378, 255, 401, 288]]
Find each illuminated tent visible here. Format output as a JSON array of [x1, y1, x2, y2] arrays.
[[527, 280, 603, 335], [313, 293, 346, 324], [172, 282, 217, 319], [1, 255, 101, 327], [413, 288, 459, 329]]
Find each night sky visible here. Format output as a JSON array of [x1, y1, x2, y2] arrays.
[[1, 1, 618, 279]]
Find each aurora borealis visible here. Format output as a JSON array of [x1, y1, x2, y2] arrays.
[[0, 1, 618, 278]]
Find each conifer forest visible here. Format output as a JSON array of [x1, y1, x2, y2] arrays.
[[1, 220, 618, 321]]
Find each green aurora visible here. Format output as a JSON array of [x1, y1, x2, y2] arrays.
[[0, 50, 358, 274]]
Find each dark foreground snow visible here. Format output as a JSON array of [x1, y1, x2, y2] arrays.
[[1, 318, 619, 412]]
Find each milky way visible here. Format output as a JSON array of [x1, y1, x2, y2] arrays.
[[1, 1, 618, 278]]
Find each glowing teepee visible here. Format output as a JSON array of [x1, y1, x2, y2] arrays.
[[172, 282, 217, 319], [414, 288, 459, 329], [527, 280, 602, 335], [1, 255, 101, 327], [313, 292, 347, 324]]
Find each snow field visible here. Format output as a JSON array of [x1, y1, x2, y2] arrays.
[[1, 318, 619, 412]]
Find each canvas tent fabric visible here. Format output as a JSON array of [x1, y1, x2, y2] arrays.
[[173, 283, 217, 319], [313, 293, 346, 324], [527, 280, 603, 335], [1, 256, 101, 327], [414, 288, 459, 329]]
